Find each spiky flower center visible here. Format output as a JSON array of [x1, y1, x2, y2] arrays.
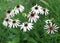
[[16, 5, 20, 8], [5, 19, 9, 21], [35, 6, 38, 10], [30, 13, 35, 17], [7, 11, 10, 13], [49, 26, 53, 30], [24, 23, 28, 27], [12, 21, 16, 23], [43, 9, 45, 12]]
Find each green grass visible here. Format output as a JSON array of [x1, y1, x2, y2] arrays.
[[0, 0, 60, 43]]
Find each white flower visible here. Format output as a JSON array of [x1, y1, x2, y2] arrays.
[[10, 10, 15, 17], [6, 10, 11, 18], [6, 10, 15, 18], [31, 4, 43, 14], [42, 8, 49, 15], [45, 19, 52, 25], [14, 4, 24, 14], [28, 12, 39, 23], [3, 18, 12, 27], [44, 23, 59, 34], [20, 22, 33, 32], [9, 19, 20, 28]]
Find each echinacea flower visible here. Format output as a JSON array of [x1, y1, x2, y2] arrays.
[[10, 10, 15, 17], [28, 11, 39, 23], [6, 10, 15, 18], [44, 23, 59, 34], [3, 18, 12, 27], [9, 19, 20, 28], [6, 10, 11, 18], [20, 22, 33, 32], [45, 19, 52, 25], [14, 4, 24, 14], [31, 4, 43, 14], [42, 8, 49, 15]]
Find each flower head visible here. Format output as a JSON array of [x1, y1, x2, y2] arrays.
[[14, 4, 24, 14], [20, 22, 33, 32], [9, 19, 20, 28], [44, 23, 59, 34], [6, 10, 11, 18], [42, 8, 49, 15], [6, 10, 15, 18], [10, 10, 15, 17], [45, 19, 52, 25], [31, 4, 43, 14], [3, 18, 12, 27], [28, 11, 39, 23]]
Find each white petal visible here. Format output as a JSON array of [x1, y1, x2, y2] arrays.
[[28, 18, 31, 22], [54, 30, 58, 32], [20, 26, 23, 30], [45, 25, 49, 28], [9, 23, 12, 28], [6, 14, 11, 18], [54, 27, 59, 29], [39, 9, 44, 14], [3, 21, 8, 26], [23, 27, 27, 32], [27, 27, 30, 31], [28, 23, 32, 26], [19, 8, 24, 12], [10, 10, 15, 17], [47, 30, 50, 34], [51, 30, 54, 34], [45, 19, 51, 24], [18, 5, 24, 12], [12, 24, 15, 28], [31, 18, 33, 22], [14, 8, 19, 14], [34, 18, 37, 23], [44, 27, 48, 29]]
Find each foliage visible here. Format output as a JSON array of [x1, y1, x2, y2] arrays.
[[0, 0, 60, 43]]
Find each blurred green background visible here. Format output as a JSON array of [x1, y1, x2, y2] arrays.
[[0, 0, 60, 43]]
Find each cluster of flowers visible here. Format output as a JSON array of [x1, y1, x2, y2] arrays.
[[3, 4, 59, 34]]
